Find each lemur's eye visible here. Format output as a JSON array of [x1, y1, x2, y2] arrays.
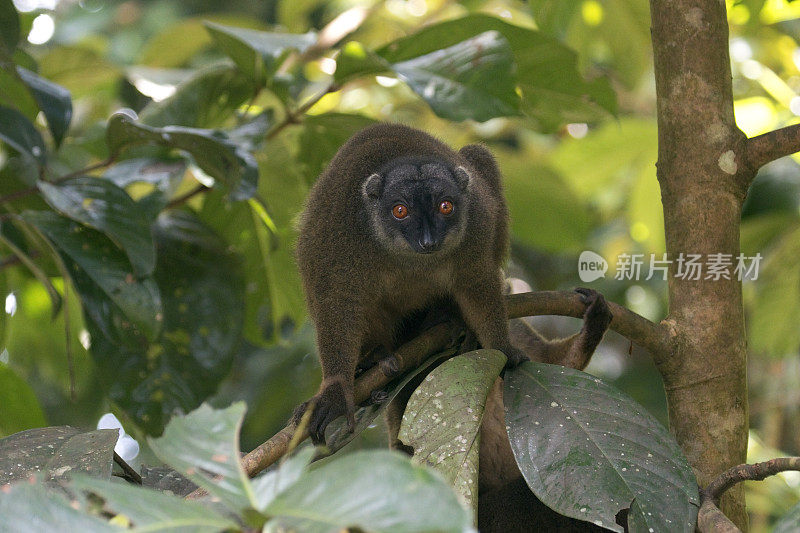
[[439, 200, 454, 215], [392, 204, 409, 219]]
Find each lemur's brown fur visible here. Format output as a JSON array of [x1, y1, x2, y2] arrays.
[[295, 123, 612, 531]]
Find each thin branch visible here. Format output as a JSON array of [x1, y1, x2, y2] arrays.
[[165, 184, 210, 209], [113, 451, 142, 485], [745, 122, 800, 173], [265, 83, 337, 142], [698, 457, 800, 533], [506, 291, 673, 364], [0, 155, 117, 205]]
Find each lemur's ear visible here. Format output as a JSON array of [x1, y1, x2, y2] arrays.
[[363, 173, 383, 199], [454, 166, 470, 192]]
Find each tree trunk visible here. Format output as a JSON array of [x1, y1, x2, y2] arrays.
[[650, 0, 751, 528]]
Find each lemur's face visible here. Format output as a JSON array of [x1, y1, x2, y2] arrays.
[[363, 159, 470, 257]]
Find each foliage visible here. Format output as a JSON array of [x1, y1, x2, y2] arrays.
[[0, 0, 799, 530]]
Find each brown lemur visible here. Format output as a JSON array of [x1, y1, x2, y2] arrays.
[[294, 122, 611, 450]]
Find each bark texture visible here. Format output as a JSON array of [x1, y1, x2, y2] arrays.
[[650, 0, 751, 527]]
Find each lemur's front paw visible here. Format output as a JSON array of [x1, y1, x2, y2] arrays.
[[293, 378, 355, 445], [575, 287, 613, 332], [502, 345, 529, 369]]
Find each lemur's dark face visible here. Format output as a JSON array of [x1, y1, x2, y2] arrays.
[[362, 158, 470, 256]]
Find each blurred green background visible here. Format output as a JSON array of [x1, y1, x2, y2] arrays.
[[1, 0, 799, 529]]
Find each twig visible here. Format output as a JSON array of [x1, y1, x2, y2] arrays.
[[744, 123, 800, 173], [698, 457, 800, 533], [113, 451, 142, 485], [265, 83, 337, 142], [166, 184, 210, 209]]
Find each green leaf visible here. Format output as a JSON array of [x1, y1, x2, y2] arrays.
[[38, 46, 119, 99], [205, 21, 316, 86], [0, 363, 47, 438], [106, 111, 258, 200], [378, 14, 616, 130], [0, 481, 116, 533], [263, 450, 472, 533], [87, 212, 244, 434], [21, 210, 162, 340], [139, 63, 254, 129], [774, 500, 800, 533], [251, 447, 315, 510], [148, 402, 255, 513], [102, 156, 187, 194], [505, 362, 699, 532], [390, 31, 520, 123], [0, 426, 117, 484], [399, 349, 506, 514], [528, 0, 582, 37], [16, 66, 72, 147], [70, 475, 239, 532], [38, 177, 155, 276], [0, 105, 46, 163], [298, 113, 377, 183], [334, 41, 391, 85], [0, 0, 19, 54], [0, 63, 38, 120]]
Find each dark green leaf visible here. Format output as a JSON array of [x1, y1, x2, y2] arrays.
[[86, 212, 243, 434], [21, 210, 162, 340], [0, 426, 117, 484], [70, 475, 239, 532], [298, 113, 377, 183], [102, 156, 187, 194], [0, 105, 46, 163], [139, 63, 254, 128], [390, 31, 520, 123], [263, 450, 472, 533], [16, 66, 72, 147], [148, 402, 254, 513], [0, 0, 19, 54], [106, 111, 258, 200], [334, 41, 390, 85], [505, 362, 699, 532], [399, 349, 506, 513], [38, 177, 155, 276], [774, 501, 800, 533], [378, 14, 616, 130], [205, 21, 316, 86], [0, 64, 38, 120], [0, 481, 116, 533], [0, 363, 47, 438]]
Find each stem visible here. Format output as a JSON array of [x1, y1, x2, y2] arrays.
[[0, 155, 117, 205]]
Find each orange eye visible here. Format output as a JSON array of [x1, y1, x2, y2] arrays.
[[439, 200, 453, 215], [392, 204, 409, 219]]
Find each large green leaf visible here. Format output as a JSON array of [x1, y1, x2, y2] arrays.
[[263, 450, 473, 533], [391, 31, 520, 123], [0, 63, 38, 120], [148, 402, 254, 513], [0, 481, 116, 533], [0, 426, 117, 484], [38, 177, 155, 276], [102, 156, 187, 194], [138, 63, 253, 129], [0, 105, 46, 163], [86, 212, 244, 434], [0, 363, 47, 438], [505, 362, 699, 532], [22, 210, 162, 340], [251, 446, 315, 510], [70, 475, 239, 532], [16, 66, 72, 147], [38, 46, 119, 100], [106, 111, 258, 200], [204, 21, 316, 86], [378, 14, 615, 130], [398, 349, 506, 514], [0, 0, 19, 54]]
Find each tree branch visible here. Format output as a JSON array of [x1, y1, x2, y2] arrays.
[[506, 291, 673, 364], [744, 123, 800, 173], [698, 457, 800, 533]]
